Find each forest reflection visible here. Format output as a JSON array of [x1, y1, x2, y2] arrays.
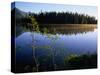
[[39, 24, 97, 35]]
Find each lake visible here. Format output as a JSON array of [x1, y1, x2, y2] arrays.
[[15, 24, 97, 70]]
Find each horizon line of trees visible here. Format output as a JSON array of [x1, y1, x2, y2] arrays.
[[28, 11, 97, 24], [12, 8, 97, 28]]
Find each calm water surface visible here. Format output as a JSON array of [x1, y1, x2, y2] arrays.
[[15, 27, 97, 64]]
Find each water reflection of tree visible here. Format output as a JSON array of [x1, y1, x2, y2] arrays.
[[39, 25, 97, 35]]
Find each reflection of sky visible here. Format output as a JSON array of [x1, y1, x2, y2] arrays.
[[16, 29, 97, 54], [16, 29, 97, 64], [12, 2, 98, 19]]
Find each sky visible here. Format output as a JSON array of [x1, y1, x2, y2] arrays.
[[11, 2, 98, 19]]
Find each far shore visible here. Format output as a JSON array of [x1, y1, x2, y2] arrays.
[[39, 24, 97, 28], [40, 24, 97, 25], [40, 24, 97, 26]]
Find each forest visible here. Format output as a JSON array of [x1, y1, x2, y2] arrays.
[[12, 8, 97, 27], [29, 11, 97, 24]]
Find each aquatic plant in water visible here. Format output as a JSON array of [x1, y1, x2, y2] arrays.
[[29, 16, 61, 71]]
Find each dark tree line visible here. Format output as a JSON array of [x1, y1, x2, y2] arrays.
[[12, 8, 97, 28], [29, 11, 97, 24]]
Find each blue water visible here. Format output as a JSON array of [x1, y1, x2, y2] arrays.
[[15, 28, 97, 65]]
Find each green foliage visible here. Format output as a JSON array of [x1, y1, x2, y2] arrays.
[[64, 54, 97, 69], [28, 16, 40, 32], [43, 27, 49, 34], [30, 21, 61, 71], [67, 54, 78, 60], [32, 45, 51, 50]]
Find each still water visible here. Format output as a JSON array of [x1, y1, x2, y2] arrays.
[[15, 27, 97, 65]]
